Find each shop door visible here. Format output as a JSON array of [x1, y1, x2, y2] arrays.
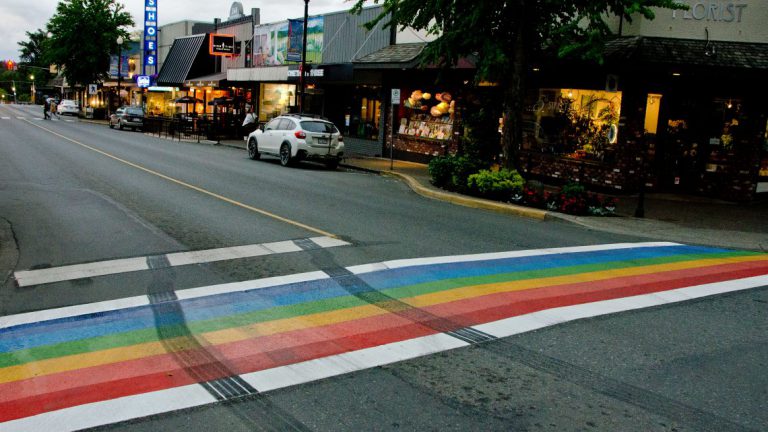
[[655, 92, 709, 193]]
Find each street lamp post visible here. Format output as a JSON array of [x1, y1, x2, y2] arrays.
[[298, 0, 309, 114], [29, 74, 35, 103], [117, 35, 124, 107]]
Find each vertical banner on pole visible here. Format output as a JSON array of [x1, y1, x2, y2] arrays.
[[287, 19, 304, 62]]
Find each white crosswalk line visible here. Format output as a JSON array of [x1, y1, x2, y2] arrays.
[[13, 236, 351, 287]]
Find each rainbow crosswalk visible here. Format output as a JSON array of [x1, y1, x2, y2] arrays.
[[1, 242, 768, 431]]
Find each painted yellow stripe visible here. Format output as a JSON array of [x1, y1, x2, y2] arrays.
[[2, 255, 767, 384], [23, 120, 336, 238]]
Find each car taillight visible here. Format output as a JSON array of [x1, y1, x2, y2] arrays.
[[294, 131, 306, 139], [338, 135, 344, 142]]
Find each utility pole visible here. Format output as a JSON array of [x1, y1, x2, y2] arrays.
[[299, 0, 309, 114]]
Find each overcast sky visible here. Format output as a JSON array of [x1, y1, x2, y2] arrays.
[[0, 0, 353, 61]]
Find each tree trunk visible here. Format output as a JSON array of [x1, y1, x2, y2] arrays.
[[501, 0, 527, 170]]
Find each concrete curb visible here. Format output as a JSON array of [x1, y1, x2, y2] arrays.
[[339, 162, 549, 220]]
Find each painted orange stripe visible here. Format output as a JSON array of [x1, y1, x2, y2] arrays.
[[1, 255, 766, 385]]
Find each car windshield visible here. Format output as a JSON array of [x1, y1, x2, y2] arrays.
[[300, 121, 338, 134], [125, 108, 144, 115]]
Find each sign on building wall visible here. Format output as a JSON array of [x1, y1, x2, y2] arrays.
[[672, 1, 748, 23], [253, 17, 323, 66], [210, 34, 236, 56]]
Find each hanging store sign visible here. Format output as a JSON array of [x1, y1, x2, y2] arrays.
[[210, 34, 236, 56], [136, 75, 151, 88]]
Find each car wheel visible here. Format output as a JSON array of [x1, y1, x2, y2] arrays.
[[247, 138, 260, 160], [325, 159, 339, 170], [279, 143, 292, 167]]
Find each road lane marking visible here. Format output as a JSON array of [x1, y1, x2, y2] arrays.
[[13, 236, 349, 287], [1, 242, 767, 430], [22, 120, 338, 238]]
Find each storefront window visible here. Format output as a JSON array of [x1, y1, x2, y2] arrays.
[[346, 86, 381, 140], [758, 118, 768, 180], [523, 88, 622, 161], [259, 84, 296, 122], [397, 89, 455, 141]]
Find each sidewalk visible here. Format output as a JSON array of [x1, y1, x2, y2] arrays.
[[339, 156, 768, 252], [207, 141, 768, 251]]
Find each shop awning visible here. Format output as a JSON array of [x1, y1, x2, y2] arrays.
[[605, 36, 768, 69], [227, 66, 291, 82], [184, 72, 228, 88], [353, 43, 426, 69], [156, 35, 208, 86]]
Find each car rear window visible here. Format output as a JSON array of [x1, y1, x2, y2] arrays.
[[300, 121, 338, 134], [126, 108, 144, 115]]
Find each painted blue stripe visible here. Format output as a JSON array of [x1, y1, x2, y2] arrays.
[[0, 245, 724, 352]]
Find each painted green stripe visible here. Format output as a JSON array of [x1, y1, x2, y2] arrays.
[[0, 251, 753, 368]]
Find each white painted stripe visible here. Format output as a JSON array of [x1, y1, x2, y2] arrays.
[[14, 257, 149, 288], [1, 117, 9, 120], [0, 383, 216, 432], [308, 236, 351, 248], [0, 295, 149, 330], [166, 244, 273, 266], [347, 242, 681, 275], [263, 240, 303, 254], [0, 272, 330, 329], [472, 275, 768, 338], [15, 117, 25, 120], [14, 237, 348, 287], [175, 271, 329, 300], [242, 333, 469, 392]]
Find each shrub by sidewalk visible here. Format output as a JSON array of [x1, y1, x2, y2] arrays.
[[428, 154, 616, 216]]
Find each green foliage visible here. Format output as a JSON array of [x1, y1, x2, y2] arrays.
[[428, 154, 485, 192], [561, 181, 586, 198], [467, 168, 524, 201], [45, 0, 134, 87], [427, 156, 454, 188], [18, 29, 49, 66]]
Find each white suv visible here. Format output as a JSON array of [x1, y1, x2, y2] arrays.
[[246, 114, 344, 169]]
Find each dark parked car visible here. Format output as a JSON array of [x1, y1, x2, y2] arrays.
[[109, 106, 145, 131]]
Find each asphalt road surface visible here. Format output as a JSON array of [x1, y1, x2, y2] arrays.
[[0, 103, 766, 432]]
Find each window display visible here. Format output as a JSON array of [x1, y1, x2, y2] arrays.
[[259, 84, 296, 121], [398, 89, 455, 141], [523, 88, 622, 161]]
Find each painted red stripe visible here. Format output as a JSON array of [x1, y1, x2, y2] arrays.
[[424, 263, 768, 327], [2, 260, 766, 421], [0, 317, 437, 422]]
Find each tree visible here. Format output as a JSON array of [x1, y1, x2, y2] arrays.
[[18, 29, 49, 66], [353, 0, 687, 169], [44, 0, 133, 88]]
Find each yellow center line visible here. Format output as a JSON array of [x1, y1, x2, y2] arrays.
[[23, 119, 337, 238]]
